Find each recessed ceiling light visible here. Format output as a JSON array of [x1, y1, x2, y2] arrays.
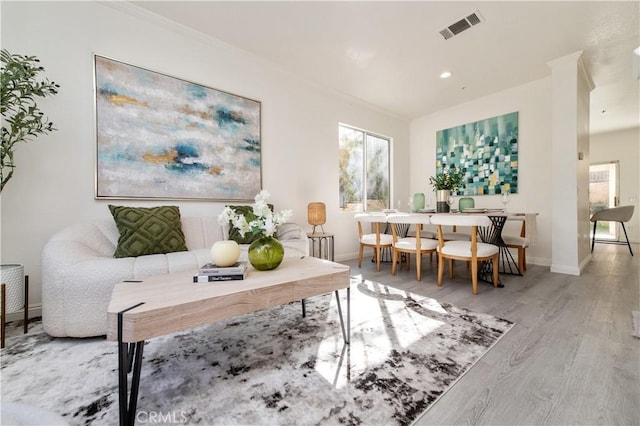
[[440, 71, 452, 79], [634, 46, 640, 56]]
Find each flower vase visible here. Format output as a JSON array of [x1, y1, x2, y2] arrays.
[[413, 193, 425, 211], [248, 236, 284, 271], [436, 189, 451, 213]]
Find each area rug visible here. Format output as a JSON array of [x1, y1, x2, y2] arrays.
[[1, 276, 513, 425], [633, 310, 640, 338]]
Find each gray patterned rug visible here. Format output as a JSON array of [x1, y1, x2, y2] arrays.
[[1, 277, 513, 425]]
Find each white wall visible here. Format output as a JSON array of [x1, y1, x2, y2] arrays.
[[410, 78, 553, 266], [0, 1, 409, 308], [590, 127, 640, 243]]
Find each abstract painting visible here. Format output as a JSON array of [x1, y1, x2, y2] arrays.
[[94, 55, 261, 200], [436, 112, 518, 196]]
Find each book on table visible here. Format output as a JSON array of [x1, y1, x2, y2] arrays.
[[193, 270, 248, 283], [194, 262, 249, 283], [198, 262, 248, 276]]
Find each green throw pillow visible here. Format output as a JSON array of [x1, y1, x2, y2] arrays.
[[109, 205, 188, 258], [226, 204, 273, 244]]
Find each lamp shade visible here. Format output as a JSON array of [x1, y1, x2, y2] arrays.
[[307, 202, 326, 226], [307, 202, 326, 234]]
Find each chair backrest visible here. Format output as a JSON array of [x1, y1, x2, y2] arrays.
[[430, 214, 491, 251], [386, 213, 431, 245], [386, 213, 430, 225], [354, 213, 388, 223], [429, 214, 492, 227], [354, 213, 387, 241], [590, 205, 634, 223]]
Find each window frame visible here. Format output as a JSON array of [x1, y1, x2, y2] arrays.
[[338, 123, 392, 212]]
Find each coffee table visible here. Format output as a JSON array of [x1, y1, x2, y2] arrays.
[[107, 256, 350, 426]]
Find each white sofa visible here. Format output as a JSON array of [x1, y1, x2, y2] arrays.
[[42, 217, 309, 338]]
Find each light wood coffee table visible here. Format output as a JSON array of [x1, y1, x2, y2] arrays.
[[107, 256, 350, 426]]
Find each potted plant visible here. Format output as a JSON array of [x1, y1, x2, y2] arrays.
[[1, 50, 59, 331], [218, 190, 293, 270], [429, 166, 465, 212], [1, 49, 60, 192]]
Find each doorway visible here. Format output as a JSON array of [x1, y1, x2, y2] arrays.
[[589, 161, 619, 240]]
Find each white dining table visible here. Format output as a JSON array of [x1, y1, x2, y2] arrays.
[[357, 210, 538, 280]]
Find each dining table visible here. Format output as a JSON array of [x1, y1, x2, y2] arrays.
[[357, 209, 538, 285]]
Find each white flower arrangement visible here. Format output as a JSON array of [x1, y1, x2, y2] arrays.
[[217, 190, 293, 238]]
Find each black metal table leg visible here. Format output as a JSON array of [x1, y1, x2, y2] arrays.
[[334, 288, 350, 345], [477, 215, 522, 286], [118, 303, 145, 426]]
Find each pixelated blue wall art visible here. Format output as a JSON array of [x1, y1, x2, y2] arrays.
[[436, 111, 518, 196]]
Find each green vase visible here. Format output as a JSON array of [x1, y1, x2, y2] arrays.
[[248, 235, 284, 271], [413, 193, 425, 211], [458, 197, 475, 212]]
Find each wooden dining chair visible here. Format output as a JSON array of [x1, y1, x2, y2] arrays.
[[502, 214, 534, 272], [387, 214, 438, 281], [354, 213, 394, 271], [430, 214, 500, 294]]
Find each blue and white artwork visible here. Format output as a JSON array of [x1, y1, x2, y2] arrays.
[[436, 112, 518, 196], [95, 55, 261, 200]]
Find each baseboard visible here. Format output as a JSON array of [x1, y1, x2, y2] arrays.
[[526, 256, 551, 267], [336, 252, 360, 263], [550, 264, 581, 276], [4, 303, 42, 323]]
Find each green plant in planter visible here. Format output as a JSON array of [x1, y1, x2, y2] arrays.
[[1, 49, 60, 192], [429, 165, 465, 191]]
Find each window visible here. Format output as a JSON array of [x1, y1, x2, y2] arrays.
[[338, 124, 391, 212]]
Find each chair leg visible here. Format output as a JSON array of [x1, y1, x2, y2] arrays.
[[518, 247, 526, 271], [375, 247, 381, 271], [358, 244, 364, 267], [492, 255, 499, 287], [449, 259, 454, 279], [621, 222, 634, 256], [471, 258, 478, 295], [391, 249, 398, 276], [416, 253, 422, 281], [437, 255, 444, 286], [591, 221, 597, 253]]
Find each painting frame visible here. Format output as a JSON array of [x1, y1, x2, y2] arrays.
[[94, 54, 262, 201], [435, 111, 519, 196]]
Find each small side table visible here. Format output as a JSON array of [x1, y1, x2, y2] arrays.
[[1, 275, 29, 349], [307, 232, 334, 261]]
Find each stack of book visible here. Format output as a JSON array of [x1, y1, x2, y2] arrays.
[[193, 262, 248, 283]]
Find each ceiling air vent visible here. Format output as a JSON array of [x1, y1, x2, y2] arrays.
[[440, 11, 483, 40]]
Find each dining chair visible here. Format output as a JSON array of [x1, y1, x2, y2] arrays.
[[354, 213, 394, 271], [387, 214, 438, 281], [430, 214, 500, 294], [502, 215, 533, 271], [590, 205, 635, 256]]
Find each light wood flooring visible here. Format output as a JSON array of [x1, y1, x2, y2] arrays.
[[342, 243, 640, 425]]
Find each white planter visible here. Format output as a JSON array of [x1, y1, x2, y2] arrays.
[[1, 264, 24, 313]]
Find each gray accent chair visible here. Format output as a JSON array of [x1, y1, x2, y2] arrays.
[[590, 205, 634, 256]]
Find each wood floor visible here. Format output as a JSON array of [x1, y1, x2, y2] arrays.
[[343, 243, 640, 425]]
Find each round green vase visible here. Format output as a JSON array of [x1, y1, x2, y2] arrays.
[[248, 236, 284, 271]]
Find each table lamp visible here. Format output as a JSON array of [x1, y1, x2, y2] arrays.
[[307, 202, 326, 234]]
